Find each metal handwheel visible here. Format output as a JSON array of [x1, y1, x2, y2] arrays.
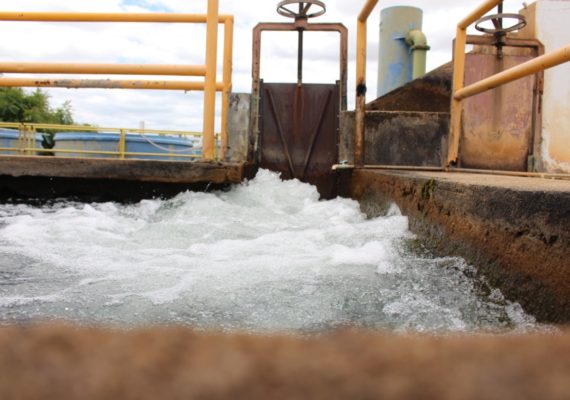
[[475, 13, 527, 35], [276, 0, 326, 20]]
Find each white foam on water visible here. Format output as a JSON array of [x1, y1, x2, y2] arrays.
[[0, 169, 547, 333]]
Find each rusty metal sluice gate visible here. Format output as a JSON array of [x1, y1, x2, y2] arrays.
[[251, 1, 347, 198]]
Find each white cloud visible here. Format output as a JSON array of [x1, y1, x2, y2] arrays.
[[0, 0, 528, 130]]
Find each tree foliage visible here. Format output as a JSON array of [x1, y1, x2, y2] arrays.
[[0, 87, 74, 125], [0, 88, 75, 149]]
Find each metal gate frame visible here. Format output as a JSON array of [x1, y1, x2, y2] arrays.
[[249, 19, 348, 162]]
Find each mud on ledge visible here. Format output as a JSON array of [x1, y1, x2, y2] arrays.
[[351, 169, 570, 324]]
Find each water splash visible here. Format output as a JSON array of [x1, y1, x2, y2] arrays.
[[0, 170, 541, 333]]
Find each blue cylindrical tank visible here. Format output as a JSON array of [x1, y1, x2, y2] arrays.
[[377, 6, 423, 97]]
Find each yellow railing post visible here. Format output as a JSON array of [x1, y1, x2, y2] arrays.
[[26, 125, 32, 155], [448, 27, 467, 166], [119, 129, 126, 159], [17, 125, 23, 154], [220, 16, 234, 161], [31, 126, 37, 155], [202, 0, 219, 161], [355, 0, 379, 167], [447, 0, 503, 166]]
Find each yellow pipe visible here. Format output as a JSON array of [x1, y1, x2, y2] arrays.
[[455, 44, 570, 100], [0, 62, 207, 76], [406, 30, 430, 79], [0, 11, 232, 23], [202, 0, 219, 161], [0, 78, 224, 91], [220, 17, 234, 161]]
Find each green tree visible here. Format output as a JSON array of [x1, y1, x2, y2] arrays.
[[0, 87, 76, 149]]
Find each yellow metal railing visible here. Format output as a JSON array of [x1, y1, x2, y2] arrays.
[[0, 122, 217, 161], [0, 1, 233, 161], [447, 0, 570, 166], [355, 0, 380, 167]]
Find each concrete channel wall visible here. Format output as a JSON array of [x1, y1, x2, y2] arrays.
[[350, 169, 570, 323], [340, 111, 449, 166]]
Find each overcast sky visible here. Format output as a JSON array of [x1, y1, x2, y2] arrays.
[[0, 0, 527, 131]]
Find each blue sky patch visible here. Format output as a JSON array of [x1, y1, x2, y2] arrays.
[[121, 0, 172, 13]]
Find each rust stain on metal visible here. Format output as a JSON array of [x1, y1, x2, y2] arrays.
[[459, 38, 543, 171]]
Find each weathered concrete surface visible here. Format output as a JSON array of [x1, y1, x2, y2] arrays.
[[0, 155, 245, 200], [351, 169, 570, 323], [1, 325, 569, 400], [520, 1, 570, 173], [340, 111, 449, 167], [226, 93, 251, 163]]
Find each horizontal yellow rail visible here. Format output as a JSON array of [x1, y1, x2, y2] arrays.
[[0, 62, 207, 76], [0, 147, 201, 159], [0, 3, 233, 161], [454, 44, 570, 100], [0, 11, 232, 23], [0, 78, 224, 91], [0, 122, 202, 137]]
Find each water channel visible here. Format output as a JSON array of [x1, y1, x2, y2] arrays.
[[0, 170, 542, 333]]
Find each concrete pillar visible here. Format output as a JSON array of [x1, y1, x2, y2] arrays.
[[226, 93, 251, 163]]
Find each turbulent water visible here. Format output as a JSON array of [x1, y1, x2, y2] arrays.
[[0, 170, 541, 333]]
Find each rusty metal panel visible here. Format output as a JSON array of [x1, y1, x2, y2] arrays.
[[461, 45, 540, 171], [260, 82, 339, 198]]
